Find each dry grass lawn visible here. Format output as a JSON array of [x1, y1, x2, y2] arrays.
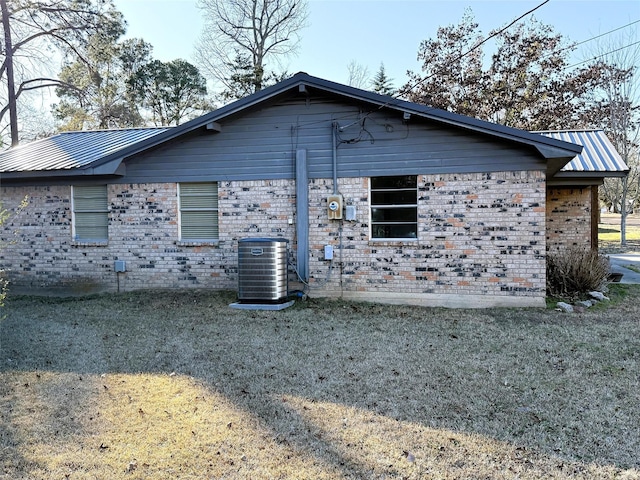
[[1, 288, 639, 479]]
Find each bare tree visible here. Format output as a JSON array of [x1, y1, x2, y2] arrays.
[[590, 28, 640, 245], [1, 0, 120, 147], [346, 60, 370, 89], [195, 0, 308, 96]]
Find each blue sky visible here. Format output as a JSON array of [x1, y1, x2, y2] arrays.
[[114, 0, 639, 90]]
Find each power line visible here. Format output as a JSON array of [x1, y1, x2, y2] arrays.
[[565, 40, 640, 69], [294, 0, 553, 131], [572, 19, 640, 50], [542, 19, 640, 61], [394, 0, 550, 99]]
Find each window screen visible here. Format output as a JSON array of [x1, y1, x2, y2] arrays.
[[72, 185, 108, 241], [179, 182, 219, 240]]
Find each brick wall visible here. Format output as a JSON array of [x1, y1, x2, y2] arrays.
[[0, 181, 298, 293], [1, 171, 546, 305], [1, 184, 213, 292], [308, 171, 546, 301], [546, 187, 593, 251]]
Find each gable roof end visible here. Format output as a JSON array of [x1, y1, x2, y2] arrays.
[[1, 73, 583, 179], [59, 72, 585, 175]]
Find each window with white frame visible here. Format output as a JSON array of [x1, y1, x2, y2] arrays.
[[72, 185, 109, 241], [370, 176, 418, 239], [178, 182, 219, 241]]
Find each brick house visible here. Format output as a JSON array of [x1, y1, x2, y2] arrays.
[[0, 73, 628, 307]]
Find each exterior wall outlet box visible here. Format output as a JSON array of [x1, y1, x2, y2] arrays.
[[324, 245, 334, 260], [114, 260, 126, 272], [345, 205, 356, 221], [327, 194, 343, 220]]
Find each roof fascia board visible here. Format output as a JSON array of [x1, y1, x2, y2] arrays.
[[0, 158, 125, 180], [553, 170, 628, 179], [548, 178, 604, 187]]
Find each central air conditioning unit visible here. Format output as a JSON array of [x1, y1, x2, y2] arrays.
[[237, 238, 289, 303]]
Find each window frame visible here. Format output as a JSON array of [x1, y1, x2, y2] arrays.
[[370, 175, 418, 241], [178, 182, 219, 243], [71, 185, 109, 243]]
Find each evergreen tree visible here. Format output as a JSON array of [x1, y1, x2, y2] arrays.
[[371, 63, 395, 96], [128, 59, 211, 126], [54, 32, 151, 130]]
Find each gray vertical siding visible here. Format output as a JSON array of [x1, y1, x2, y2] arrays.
[[114, 95, 545, 184]]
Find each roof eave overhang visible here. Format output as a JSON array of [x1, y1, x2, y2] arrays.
[[548, 169, 629, 187], [299, 79, 583, 164], [547, 177, 605, 187], [553, 170, 629, 179]]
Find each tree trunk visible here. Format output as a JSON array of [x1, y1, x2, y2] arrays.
[[0, 0, 18, 147], [621, 176, 629, 246]]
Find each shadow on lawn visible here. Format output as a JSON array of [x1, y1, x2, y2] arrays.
[[1, 290, 639, 477]]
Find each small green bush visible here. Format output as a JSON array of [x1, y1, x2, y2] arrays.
[[547, 247, 610, 297]]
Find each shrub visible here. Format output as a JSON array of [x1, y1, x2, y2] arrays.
[[547, 247, 610, 297], [0, 269, 6, 309]]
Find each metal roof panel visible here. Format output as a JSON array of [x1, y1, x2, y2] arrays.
[[0, 128, 170, 173], [536, 130, 628, 174]]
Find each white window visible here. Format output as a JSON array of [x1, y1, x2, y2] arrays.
[[370, 176, 418, 239], [179, 182, 219, 241], [72, 185, 109, 241]]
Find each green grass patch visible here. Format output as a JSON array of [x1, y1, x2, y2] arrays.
[[598, 223, 640, 254], [545, 284, 640, 310], [598, 224, 640, 242], [606, 283, 640, 304]]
